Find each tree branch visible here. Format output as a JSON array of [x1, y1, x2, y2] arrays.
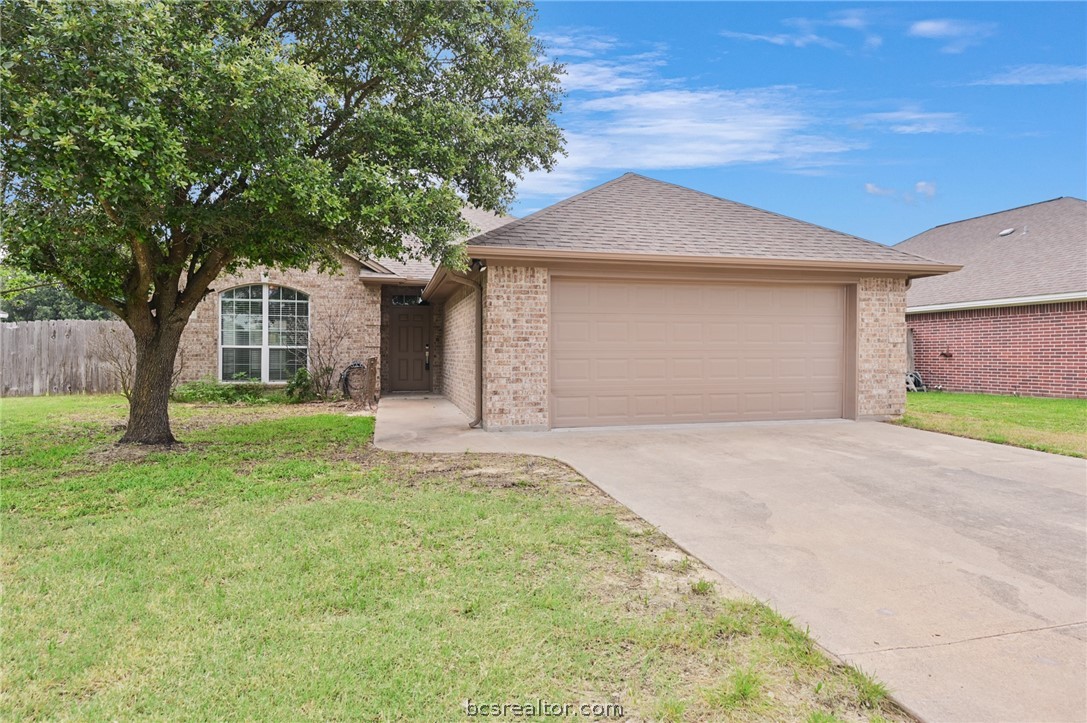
[[307, 76, 384, 154], [251, 1, 288, 31], [175, 247, 234, 320], [0, 281, 64, 296]]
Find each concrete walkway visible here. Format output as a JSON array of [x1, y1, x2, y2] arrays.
[[375, 395, 1087, 723]]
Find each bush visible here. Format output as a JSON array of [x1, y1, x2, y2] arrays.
[[285, 368, 318, 403], [171, 378, 278, 405]]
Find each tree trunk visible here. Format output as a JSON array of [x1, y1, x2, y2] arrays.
[[119, 322, 185, 444]]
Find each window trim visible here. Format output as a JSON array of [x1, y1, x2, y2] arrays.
[[218, 283, 310, 384]]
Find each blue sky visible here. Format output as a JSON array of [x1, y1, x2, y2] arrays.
[[514, 2, 1087, 245]]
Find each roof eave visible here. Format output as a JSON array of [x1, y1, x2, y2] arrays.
[[907, 290, 1087, 314], [464, 245, 960, 278], [421, 267, 449, 300], [423, 266, 482, 301], [358, 271, 435, 286]]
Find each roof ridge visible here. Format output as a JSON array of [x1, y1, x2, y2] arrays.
[[898, 197, 1085, 244], [623, 173, 938, 264], [465, 173, 639, 245]]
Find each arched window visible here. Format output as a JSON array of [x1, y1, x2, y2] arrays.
[[220, 284, 309, 383]]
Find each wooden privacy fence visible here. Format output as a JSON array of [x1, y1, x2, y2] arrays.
[[1, 319, 129, 397]]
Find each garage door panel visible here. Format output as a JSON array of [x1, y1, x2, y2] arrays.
[[594, 358, 631, 382], [551, 279, 846, 427], [743, 323, 775, 343], [673, 322, 703, 342], [553, 396, 590, 422], [554, 358, 591, 382], [553, 319, 591, 344], [673, 358, 704, 379], [708, 393, 741, 415], [706, 322, 740, 342], [743, 358, 774, 379], [778, 358, 809, 378], [634, 358, 668, 380], [552, 281, 592, 312], [707, 357, 741, 378], [596, 321, 630, 342]]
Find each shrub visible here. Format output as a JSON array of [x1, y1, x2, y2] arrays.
[[171, 378, 275, 405], [285, 368, 318, 403]]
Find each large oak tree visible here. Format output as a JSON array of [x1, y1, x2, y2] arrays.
[[1, 0, 563, 443]]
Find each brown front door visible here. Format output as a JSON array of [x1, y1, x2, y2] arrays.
[[389, 306, 432, 392]]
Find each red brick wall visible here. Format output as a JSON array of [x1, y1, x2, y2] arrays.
[[907, 301, 1087, 398]]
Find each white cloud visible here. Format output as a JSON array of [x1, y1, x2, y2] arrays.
[[971, 64, 1087, 86], [721, 10, 883, 53], [539, 30, 618, 58], [519, 87, 855, 197], [860, 107, 971, 134], [720, 29, 838, 49], [908, 19, 996, 53], [865, 181, 937, 203], [561, 61, 647, 92], [560, 52, 665, 93], [829, 9, 868, 31], [915, 181, 937, 199], [863, 34, 884, 50]]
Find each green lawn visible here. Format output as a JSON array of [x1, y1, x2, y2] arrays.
[[896, 391, 1087, 457], [2, 396, 906, 722]]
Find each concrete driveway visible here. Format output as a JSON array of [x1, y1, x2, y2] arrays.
[[375, 396, 1087, 723]]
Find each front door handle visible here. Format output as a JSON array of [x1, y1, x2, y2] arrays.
[[424, 344, 430, 371]]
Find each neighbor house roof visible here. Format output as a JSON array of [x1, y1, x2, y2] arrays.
[[895, 197, 1087, 311], [464, 173, 951, 273], [358, 206, 514, 284]]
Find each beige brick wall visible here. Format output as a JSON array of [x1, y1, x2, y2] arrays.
[[441, 284, 478, 418], [482, 265, 549, 430], [179, 259, 381, 386], [857, 276, 908, 417]]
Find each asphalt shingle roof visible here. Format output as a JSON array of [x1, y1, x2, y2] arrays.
[[373, 206, 513, 282], [895, 197, 1087, 308], [467, 173, 939, 266]]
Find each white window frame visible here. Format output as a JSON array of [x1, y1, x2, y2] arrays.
[[219, 284, 310, 384]]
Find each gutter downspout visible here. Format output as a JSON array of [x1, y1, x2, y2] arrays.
[[445, 271, 484, 429]]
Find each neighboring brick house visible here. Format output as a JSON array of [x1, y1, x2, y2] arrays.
[[896, 197, 1087, 399], [180, 173, 957, 428]]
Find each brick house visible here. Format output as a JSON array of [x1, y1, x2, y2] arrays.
[[896, 197, 1087, 399], [179, 173, 957, 428]]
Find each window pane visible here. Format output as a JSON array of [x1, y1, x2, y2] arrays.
[[268, 296, 308, 348], [269, 348, 307, 382], [221, 292, 263, 347], [222, 348, 261, 381], [269, 314, 308, 346]]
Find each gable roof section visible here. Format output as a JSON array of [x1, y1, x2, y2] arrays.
[[359, 206, 514, 284], [465, 173, 948, 272], [895, 197, 1087, 310]]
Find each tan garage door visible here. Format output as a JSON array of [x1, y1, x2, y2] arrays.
[[550, 278, 846, 427]]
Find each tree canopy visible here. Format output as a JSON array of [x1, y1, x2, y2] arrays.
[[0, 267, 111, 320], [0, 0, 563, 442]]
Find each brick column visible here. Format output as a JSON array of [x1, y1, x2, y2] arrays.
[[857, 276, 908, 417], [482, 265, 549, 429]]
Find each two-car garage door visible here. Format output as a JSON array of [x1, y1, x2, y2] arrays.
[[550, 278, 847, 428]]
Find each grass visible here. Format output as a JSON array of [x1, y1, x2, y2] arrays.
[[2, 395, 908, 722], [895, 391, 1087, 457]]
